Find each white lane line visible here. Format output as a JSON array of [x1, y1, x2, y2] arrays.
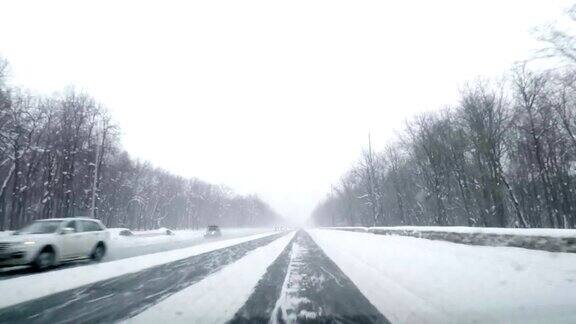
[[126, 232, 296, 324]]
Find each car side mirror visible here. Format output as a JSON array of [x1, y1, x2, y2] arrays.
[[60, 227, 75, 235]]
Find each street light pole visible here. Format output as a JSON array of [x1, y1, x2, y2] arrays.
[[90, 124, 102, 218]]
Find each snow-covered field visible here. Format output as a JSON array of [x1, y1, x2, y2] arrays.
[[309, 229, 576, 324]]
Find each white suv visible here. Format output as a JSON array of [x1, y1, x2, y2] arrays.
[[0, 217, 110, 271]]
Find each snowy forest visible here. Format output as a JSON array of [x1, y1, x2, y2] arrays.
[[0, 57, 280, 230], [312, 17, 576, 229]]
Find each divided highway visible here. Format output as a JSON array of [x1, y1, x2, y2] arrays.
[[0, 229, 575, 323]]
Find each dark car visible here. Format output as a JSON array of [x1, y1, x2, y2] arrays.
[[204, 225, 222, 238]]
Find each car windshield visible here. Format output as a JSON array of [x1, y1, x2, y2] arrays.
[[15, 221, 63, 235], [4, 1, 576, 323]]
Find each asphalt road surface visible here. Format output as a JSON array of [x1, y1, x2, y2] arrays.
[[0, 229, 267, 281], [1, 229, 574, 323], [230, 231, 388, 324], [0, 231, 388, 324]]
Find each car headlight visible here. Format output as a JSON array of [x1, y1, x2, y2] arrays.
[[14, 241, 36, 247]]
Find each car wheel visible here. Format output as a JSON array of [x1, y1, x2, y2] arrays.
[[33, 249, 55, 271], [91, 243, 106, 262]]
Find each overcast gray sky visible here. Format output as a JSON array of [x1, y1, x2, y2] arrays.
[[0, 0, 572, 223]]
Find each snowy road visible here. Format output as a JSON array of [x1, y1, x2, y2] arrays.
[[0, 233, 285, 323], [0, 228, 269, 281], [0, 229, 575, 323]]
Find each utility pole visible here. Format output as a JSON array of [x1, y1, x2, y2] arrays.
[[368, 132, 372, 159], [367, 132, 379, 226], [90, 124, 102, 218], [330, 185, 335, 227]]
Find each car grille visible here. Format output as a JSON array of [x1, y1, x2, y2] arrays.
[[0, 242, 10, 253]]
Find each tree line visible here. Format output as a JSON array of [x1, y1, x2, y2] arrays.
[[312, 13, 576, 229], [0, 57, 280, 230]]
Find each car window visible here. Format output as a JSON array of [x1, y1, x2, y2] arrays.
[[81, 220, 102, 232], [65, 221, 79, 232], [16, 220, 63, 234]]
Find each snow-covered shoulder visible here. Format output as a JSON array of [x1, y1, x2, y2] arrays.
[[308, 229, 576, 324], [329, 226, 576, 238]]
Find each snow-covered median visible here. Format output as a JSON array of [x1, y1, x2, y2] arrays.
[[309, 229, 576, 324], [0, 231, 277, 309]]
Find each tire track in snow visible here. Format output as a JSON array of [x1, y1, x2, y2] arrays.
[[126, 232, 296, 323], [0, 232, 287, 324], [230, 234, 295, 323], [230, 230, 389, 324]]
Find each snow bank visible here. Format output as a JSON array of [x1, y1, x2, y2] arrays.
[[328, 226, 576, 253], [0, 231, 277, 309], [375, 226, 576, 237], [329, 226, 576, 237], [309, 229, 576, 324], [106, 228, 271, 261], [127, 232, 296, 323]]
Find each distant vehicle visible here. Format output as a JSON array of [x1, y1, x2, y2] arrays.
[[158, 227, 175, 236], [129, 227, 176, 237], [0, 218, 110, 271], [204, 225, 222, 238], [108, 228, 134, 237]]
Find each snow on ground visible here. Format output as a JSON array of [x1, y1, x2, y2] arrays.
[[106, 228, 270, 261], [332, 226, 576, 238], [309, 229, 576, 324], [0, 231, 277, 309], [126, 231, 296, 324]]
